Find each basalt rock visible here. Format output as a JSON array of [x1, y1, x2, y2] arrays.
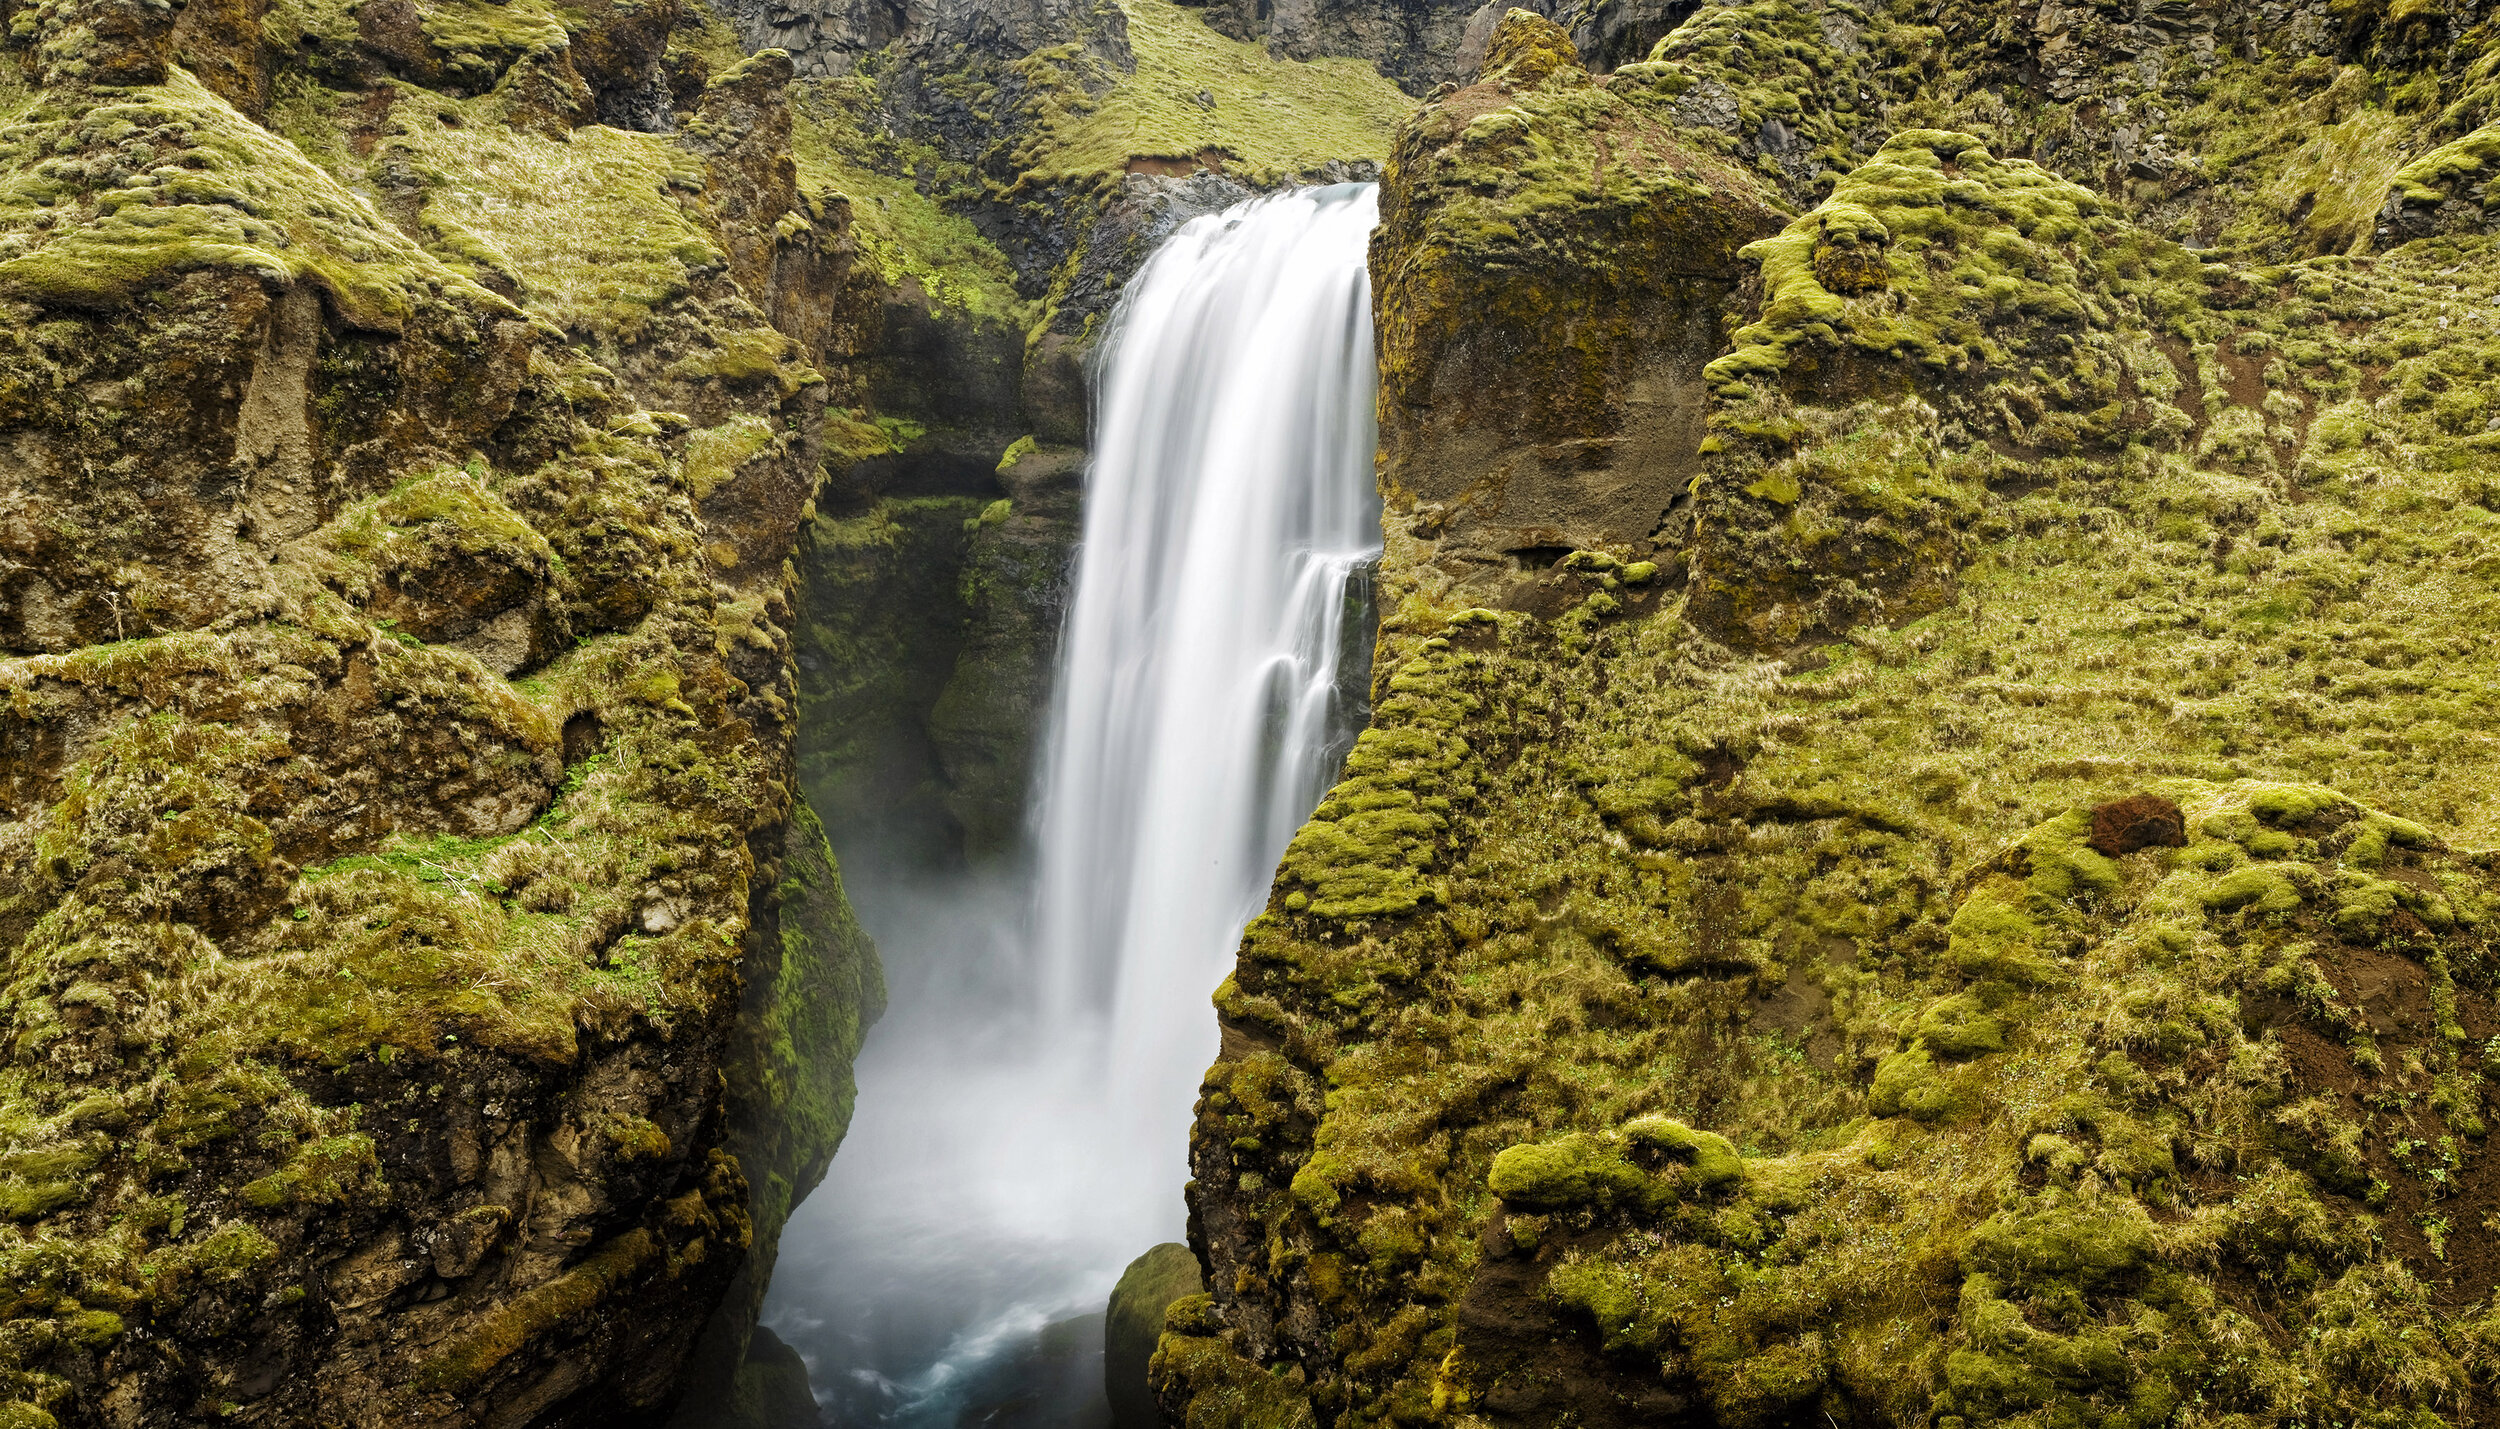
[[0, 8, 886, 1427], [1369, 11, 1784, 614], [1164, 6, 2500, 1428]]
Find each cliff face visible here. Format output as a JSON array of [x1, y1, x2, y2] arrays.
[[0, 0, 1435, 1415], [793, 440, 1084, 873], [0, 5, 887, 1424], [1163, 6, 2500, 1427]]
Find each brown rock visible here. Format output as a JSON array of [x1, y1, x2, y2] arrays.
[[2087, 793, 2189, 856], [1370, 57, 1785, 608], [492, 47, 599, 138], [28, 0, 182, 86], [172, 0, 273, 116]]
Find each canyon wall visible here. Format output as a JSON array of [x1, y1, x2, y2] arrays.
[[0, 6, 890, 1424], [0, 0, 1420, 1420], [1161, 5, 2500, 1426]]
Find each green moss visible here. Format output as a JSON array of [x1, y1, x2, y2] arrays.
[[1005, 0, 1414, 189], [0, 1177, 85, 1223], [2202, 862, 2303, 914], [1149, 1328, 1318, 1429], [1625, 1116, 1745, 1189], [1936, 810, 2118, 987], [1487, 1133, 1651, 1210], [1475, 9, 1582, 90], [331, 467, 553, 565], [380, 87, 720, 340], [1744, 467, 1802, 504], [262, 72, 360, 181], [0, 70, 501, 324], [1913, 992, 2005, 1058], [1704, 130, 2138, 392], [789, 79, 1034, 331], [670, 330, 809, 392], [418, 1228, 660, 1391], [722, 797, 883, 1242], [178, 1221, 278, 1282], [237, 1134, 378, 1209], [418, 0, 571, 90], [2391, 122, 2500, 205], [683, 415, 784, 501], [261, 0, 361, 60], [1868, 1045, 1968, 1121], [1489, 1117, 1745, 1215], [2330, 874, 2406, 939], [1273, 641, 1484, 918], [64, 1309, 121, 1347], [0, 38, 856, 1379]]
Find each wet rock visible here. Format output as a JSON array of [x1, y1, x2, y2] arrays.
[[1049, 172, 1260, 344], [929, 445, 1083, 859], [1106, 1243, 1205, 1429]]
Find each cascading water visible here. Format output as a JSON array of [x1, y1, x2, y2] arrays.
[[1031, 180, 1383, 1231], [763, 183, 1383, 1426]]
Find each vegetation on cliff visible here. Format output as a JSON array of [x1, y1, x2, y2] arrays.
[[0, 0, 890, 1422], [1163, 7, 2500, 1428], [1003, 0, 1413, 190]]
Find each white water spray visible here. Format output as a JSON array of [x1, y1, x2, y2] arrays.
[[1032, 179, 1382, 1227], [765, 183, 1382, 1427]]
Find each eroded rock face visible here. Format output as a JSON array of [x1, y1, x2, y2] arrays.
[[1368, 13, 1783, 615], [792, 439, 1081, 873], [1182, 0, 1479, 93], [1160, 6, 2500, 1427], [0, 11, 884, 1428]]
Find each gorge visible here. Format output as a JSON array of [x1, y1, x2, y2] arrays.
[[5, 0, 2500, 1425], [765, 182, 1381, 1428]]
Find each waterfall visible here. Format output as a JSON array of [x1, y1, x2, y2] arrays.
[[1033, 179, 1383, 1222], [764, 183, 1382, 1428]]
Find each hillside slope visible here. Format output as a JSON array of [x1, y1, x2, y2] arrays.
[[1160, 6, 2500, 1427]]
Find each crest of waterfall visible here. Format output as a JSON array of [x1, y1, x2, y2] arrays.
[[763, 184, 1380, 1428]]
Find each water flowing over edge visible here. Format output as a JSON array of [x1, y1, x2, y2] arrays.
[[762, 183, 1384, 1428]]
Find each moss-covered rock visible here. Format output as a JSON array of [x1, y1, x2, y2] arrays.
[[1108, 1242, 1206, 1429], [1174, 5, 2500, 1427], [1367, 13, 1784, 621], [928, 443, 1081, 857], [0, 4, 892, 1423]]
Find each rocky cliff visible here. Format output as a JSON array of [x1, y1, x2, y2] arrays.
[[0, 0, 1426, 1418], [0, 1, 901, 1421], [1161, 5, 2500, 1427]]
